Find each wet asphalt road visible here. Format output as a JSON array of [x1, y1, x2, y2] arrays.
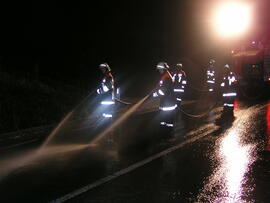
[[0, 96, 269, 203]]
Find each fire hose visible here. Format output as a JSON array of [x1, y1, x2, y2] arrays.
[[178, 100, 219, 118], [115, 97, 133, 105]]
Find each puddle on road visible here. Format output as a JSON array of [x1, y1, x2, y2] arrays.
[[196, 105, 264, 203]]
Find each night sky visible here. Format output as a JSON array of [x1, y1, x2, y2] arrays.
[[2, 0, 270, 94]]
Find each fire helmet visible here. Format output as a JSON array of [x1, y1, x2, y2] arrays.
[[156, 62, 169, 70], [176, 63, 183, 69], [99, 63, 111, 73]]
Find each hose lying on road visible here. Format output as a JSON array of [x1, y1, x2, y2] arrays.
[[115, 85, 218, 117], [179, 100, 219, 118], [143, 86, 219, 118], [115, 87, 158, 106], [115, 97, 133, 105]]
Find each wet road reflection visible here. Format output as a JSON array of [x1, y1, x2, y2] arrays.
[[1, 98, 269, 202], [197, 107, 259, 203], [219, 129, 255, 202]]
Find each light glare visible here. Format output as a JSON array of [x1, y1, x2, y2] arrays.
[[213, 2, 252, 37]]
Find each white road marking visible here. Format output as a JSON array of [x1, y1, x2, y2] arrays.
[[50, 124, 218, 203]]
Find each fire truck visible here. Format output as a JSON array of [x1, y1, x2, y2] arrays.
[[231, 41, 270, 86]]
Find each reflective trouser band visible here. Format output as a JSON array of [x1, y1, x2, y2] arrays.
[[101, 101, 115, 105], [159, 104, 177, 111], [223, 93, 237, 97], [174, 89, 184, 92], [224, 103, 234, 107]]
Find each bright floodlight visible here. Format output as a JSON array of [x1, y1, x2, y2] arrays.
[[213, 2, 252, 37]]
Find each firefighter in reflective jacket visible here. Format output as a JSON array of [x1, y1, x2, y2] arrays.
[[206, 59, 216, 92], [172, 63, 187, 104], [220, 64, 237, 113], [96, 63, 115, 118], [153, 62, 177, 127]]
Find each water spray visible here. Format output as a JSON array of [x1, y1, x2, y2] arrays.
[[90, 94, 150, 144], [40, 89, 97, 148]]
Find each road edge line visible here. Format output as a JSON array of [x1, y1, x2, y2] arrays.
[[50, 125, 218, 203]]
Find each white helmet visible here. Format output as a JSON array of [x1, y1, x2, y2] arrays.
[[156, 62, 169, 70], [224, 64, 230, 73], [99, 63, 111, 73], [224, 64, 230, 69], [176, 63, 183, 69]]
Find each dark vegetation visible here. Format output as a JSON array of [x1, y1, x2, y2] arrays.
[[0, 65, 86, 134]]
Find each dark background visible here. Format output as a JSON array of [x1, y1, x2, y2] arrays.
[[1, 0, 270, 91], [0, 0, 269, 132]]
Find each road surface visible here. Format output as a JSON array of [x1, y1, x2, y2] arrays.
[[0, 95, 269, 203]]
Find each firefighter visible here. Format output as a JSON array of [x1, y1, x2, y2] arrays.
[[153, 62, 177, 127], [220, 64, 237, 115], [206, 59, 216, 92], [172, 63, 187, 105], [96, 63, 115, 118]]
